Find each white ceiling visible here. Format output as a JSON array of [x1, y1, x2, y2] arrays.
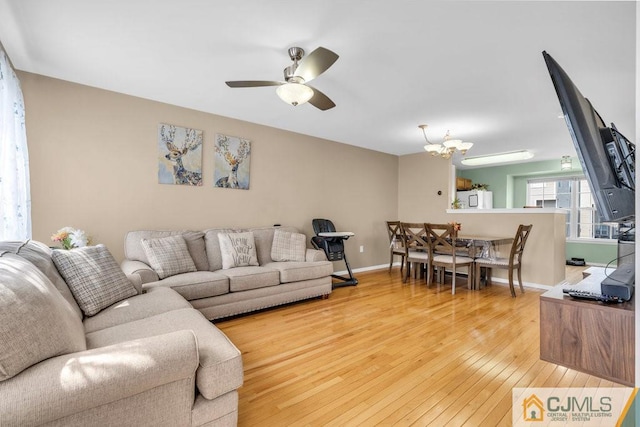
[[0, 1, 636, 168]]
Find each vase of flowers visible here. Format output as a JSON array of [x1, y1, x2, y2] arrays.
[[51, 227, 90, 250]]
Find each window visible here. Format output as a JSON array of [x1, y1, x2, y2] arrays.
[[526, 177, 617, 240], [0, 47, 31, 239]]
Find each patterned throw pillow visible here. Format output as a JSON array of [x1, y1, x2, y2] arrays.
[[218, 232, 259, 269], [0, 252, 86, 381], [141, 235, 197, 279], [271, 229, 306, 262], [52, 245, 138, 316]]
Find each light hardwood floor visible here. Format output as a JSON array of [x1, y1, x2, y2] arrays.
[[217, 266, 621, 426]]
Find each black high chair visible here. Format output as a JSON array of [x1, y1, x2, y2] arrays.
[[311, 218, 358, 287]]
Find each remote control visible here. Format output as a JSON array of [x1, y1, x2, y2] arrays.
[[562, 288, 623, 303]]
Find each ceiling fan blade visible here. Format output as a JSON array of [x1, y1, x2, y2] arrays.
[[225, 80, 283, 88], [307, 86, 336, 111], [294, 47, 339, 83]]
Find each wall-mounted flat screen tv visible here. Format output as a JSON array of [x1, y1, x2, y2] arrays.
[[543, 51, 635, 223]]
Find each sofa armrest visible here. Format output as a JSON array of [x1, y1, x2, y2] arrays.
[[306, 248, 328, 262], [127, 272, 143, 294], [121, 259, 159, 285], [0, 330, 199, 426]]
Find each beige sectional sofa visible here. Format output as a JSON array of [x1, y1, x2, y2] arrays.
[[120, 226, 334, 320], [0, 240, 243, 426]]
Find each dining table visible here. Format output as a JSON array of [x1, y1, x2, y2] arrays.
[[395, 227, 514, 288], [457, 235, 515, 290], [457, 235, 514, 259]]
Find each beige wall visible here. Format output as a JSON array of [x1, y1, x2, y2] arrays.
[[397, 152, 567, 286], [445, 210, 567, 286], [20, 72, 399, 266], [398, 152, 453, 222], [18, 71, 569, 286]]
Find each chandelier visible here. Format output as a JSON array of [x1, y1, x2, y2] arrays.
[[419, 124, 473, 159]]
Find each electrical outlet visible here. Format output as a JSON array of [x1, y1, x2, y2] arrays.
[[359, 245, 364, 253]]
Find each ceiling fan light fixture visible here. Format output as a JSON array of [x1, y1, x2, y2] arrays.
[[226, 46, 337, 110], [276, 82, 314, 106]]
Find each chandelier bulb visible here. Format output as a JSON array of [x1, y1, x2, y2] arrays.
[[419, 125, 473, 158]]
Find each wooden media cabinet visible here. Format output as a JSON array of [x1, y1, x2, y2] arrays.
[[540, 267, 635, 386]]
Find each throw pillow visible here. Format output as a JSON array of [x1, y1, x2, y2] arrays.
[[182, 231, 210, 271], [271, 229, 306, 262], [141, 235, 197, 279], [0, 252, 86, 381], [218, 232, 259, 269], [52, 245, 138, 316], [16, 240, 85, 319]]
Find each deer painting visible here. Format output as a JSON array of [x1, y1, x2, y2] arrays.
[[159, 124, 203, 186], [214, 134, 251, 189]]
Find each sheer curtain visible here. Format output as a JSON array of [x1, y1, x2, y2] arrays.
[[0, 47, 31, 240]]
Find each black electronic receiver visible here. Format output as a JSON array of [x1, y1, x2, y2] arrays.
[[600, 266, 635, 301], [562, 288, 623, 303]]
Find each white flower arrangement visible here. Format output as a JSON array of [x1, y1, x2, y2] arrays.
[[51, 227, 90, 250]]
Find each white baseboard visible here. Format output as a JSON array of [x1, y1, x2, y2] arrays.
[[487, 277, 553, 291], [333, 263, 391, 275], [583, 262, 610, 268], [334, 263, 554, 291]]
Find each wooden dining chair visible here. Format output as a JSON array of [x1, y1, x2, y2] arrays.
[[386, 221, 405, 273], [474, 224, 533, 297], [399, 222, 430, 283], [424, 223, 475, 295]]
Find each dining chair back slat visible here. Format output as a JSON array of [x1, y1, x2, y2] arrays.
[[386, 221, 406, 273], [399, 222, 430, 283], [510, 224, 532, 266], [424, 223, 474, 295], [474, 224, 533, 297]]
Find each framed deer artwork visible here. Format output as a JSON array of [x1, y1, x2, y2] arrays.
[[214, 134, 251, 190], [158, 123, 203, 186]]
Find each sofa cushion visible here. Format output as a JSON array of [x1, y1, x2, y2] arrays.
[[190, 276, 332, 320], [251, 227, 276, 265], [204, 228, 235, 271], [219, 266, 280, 292], [141, 235, 197, 279], [0, 240, 84, 319], [218, 232, 259, 269], [182, 231, 210, 271], [52, 245, 138, 316], [142, 271, 230, 301], [0, 252, 86, 381], [252, 226, 298, 265], [124, 230, 210, 271], [83, 287, 193, 333], [271, 229, 306, 262], [262, 261, 334, 283], [85, 308, 243, 401]]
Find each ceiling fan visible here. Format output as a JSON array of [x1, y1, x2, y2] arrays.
[[225, 46, 339, 111]]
